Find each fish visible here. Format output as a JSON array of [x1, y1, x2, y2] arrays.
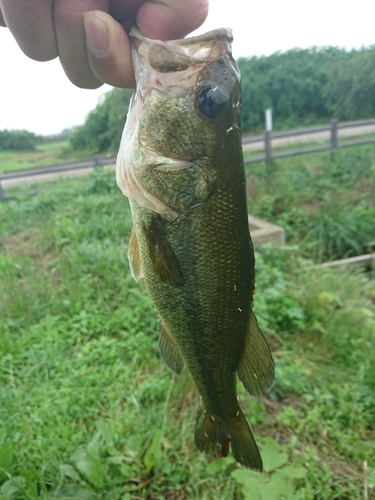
[[116, 26, 275, 471]]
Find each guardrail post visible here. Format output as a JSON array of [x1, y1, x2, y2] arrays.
[[265, 130, 272, 165], [330, 119, 338, 148], [93, 155, 103, 166]]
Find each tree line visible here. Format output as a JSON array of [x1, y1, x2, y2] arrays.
[[238, 45, 375, 131], [6, 45, 373, 153], [0, 129, 42, 151], [69, 45, 375, 154]]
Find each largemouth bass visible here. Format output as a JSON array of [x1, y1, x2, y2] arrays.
[[116, 26, 274, 471]]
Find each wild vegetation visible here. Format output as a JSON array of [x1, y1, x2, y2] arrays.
[[245, 145, 375, 261], [0, 143, 374, 499], [69, 89, 134, 154], [0, 130, 42, 152], [238, 46, 375, 131], [0, 141, 102, 175]]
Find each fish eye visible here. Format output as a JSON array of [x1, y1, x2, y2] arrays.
[[196, 85, 227, 119]]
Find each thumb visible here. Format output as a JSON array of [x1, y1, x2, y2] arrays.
[[84, 10, 135, 88]]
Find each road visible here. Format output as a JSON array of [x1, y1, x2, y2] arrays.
[[2, 123, 375, 190], [243, 123, 375, 151]]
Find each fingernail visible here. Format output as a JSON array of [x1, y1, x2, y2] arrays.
[[84, 11, 110, 58]]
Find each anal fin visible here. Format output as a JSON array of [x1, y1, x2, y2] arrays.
[[159, 318, 184, 375], [128, 228, 143, 281], [237, 312, 275, 396]]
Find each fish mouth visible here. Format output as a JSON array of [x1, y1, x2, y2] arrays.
[[130, 25, 233, 81], [129, 24, 233, 46]]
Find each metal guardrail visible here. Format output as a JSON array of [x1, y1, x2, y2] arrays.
[[1, 117, 375, 200], [0, 155, 116, 200], [244, 118, 375, 165], [0, 155, 115, 180]]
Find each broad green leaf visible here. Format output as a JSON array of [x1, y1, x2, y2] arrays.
[[0, 479, 18, 498], [231, 469, 264, 485], [231, 470, 264, 500], [70, 446, 106, 488], [96, 420, 115, 448], [54, 484, 94, 499], [206, 457, 235, 474], [0, 442, 13, 470], [256, 478, 293, 500], [59, 463, 81, 481], [279, 465, 308, 480], [294, 487, 315, 500], [86, 433, 101, 457], [0, 430, 6, 447], [261, 438, 288, 472], [144, 430, 163, 473]]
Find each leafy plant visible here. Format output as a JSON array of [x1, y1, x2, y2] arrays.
[[69, 88, 133, 154], [305, 203, 375, 259], [0, 170, 374, 499], [232, 438, 312, 500], [0, 129, 42, 151], [322, 49, 375, 120]]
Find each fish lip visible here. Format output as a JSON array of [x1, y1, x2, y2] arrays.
[[129, 25, 234, 73], [130, 25, 233, 46]]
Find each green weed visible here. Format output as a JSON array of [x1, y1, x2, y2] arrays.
[[232, 438, 312, 499], [247, 145, 375, 261], [0, 170, 374, 499]]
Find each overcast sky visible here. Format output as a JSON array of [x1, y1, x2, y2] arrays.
[[1, 0, 374, 136]]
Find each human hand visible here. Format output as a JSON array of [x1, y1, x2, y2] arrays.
[[0, 0, 209, 89]]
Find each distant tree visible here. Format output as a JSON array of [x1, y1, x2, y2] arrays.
[[238, 47, 357, 131], [321, 49, 375, 120], [69, 46, 375, 145], [69, 88, 133, 153], [0, 129, 42, 151]]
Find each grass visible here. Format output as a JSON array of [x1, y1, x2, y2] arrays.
[[0, 141, 93, 174], [245, 145, 375, 261], [0, 155, 374, 499]]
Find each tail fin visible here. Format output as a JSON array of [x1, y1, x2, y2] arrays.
[[194, 407, 262, 471]]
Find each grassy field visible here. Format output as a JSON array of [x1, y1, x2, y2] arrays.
[[245, 145, 375, 261], [0, 149, 374, 499], [0, 141, 93, 174]]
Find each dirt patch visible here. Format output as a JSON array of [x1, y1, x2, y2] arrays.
[[0, 231, 40, 258], [0, 229, 60, 285], [162, 491, 186, 500], [0, 228, 57, 262], [255, 394, 361, 486]]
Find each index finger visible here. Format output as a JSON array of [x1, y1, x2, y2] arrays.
[[82, 0, 209, 89], [0, 0, 57, 60]]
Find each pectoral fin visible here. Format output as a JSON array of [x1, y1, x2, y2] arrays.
[[237, 312, 275, 396], [144, 217, 183, 286], [159, 318, 184, 375], [128, 228, 143, 281]]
